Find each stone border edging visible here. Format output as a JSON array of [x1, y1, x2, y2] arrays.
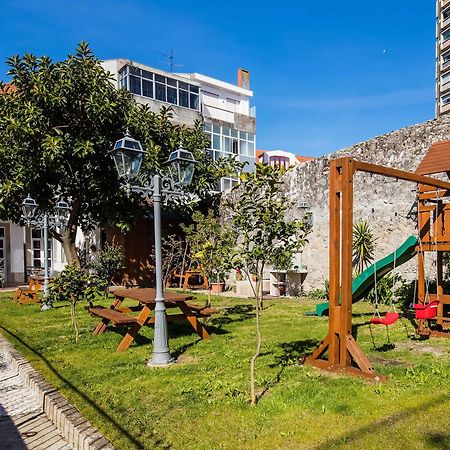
[[0, 334, 115, 450]]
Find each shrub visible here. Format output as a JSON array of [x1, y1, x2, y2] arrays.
[[48, 263, 103, 341], [91, 243, 125, 291]]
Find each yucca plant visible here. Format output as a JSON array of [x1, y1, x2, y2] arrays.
[[352, 221, 376, 274]]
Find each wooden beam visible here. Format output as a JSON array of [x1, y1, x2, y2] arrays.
[[353, 160, 450, 190]]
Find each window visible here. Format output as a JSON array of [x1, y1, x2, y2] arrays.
[[167, 86, 177, 104], [443, 29, 450, 42], [269, 156, 290, 169], [442, 93, 450, 105], [442, 72, 450, 86], [130, 75, 141, 95], [155, 82, 166, 101], [444, 7, 450, 22], [31, 229, 51, 270], [118, 65, 199, 110]]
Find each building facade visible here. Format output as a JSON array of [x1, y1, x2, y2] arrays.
[[436, 0, 450, 116], [101, 60, 256, 191]]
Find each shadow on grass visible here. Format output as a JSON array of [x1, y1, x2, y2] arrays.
[[0, 325, 169, 450], [208, 304, 255, 327], [256, 339, 319, 402], [314, 392, 450, 450]]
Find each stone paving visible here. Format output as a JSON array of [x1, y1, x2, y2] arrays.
[[0, 354, 73, 450]]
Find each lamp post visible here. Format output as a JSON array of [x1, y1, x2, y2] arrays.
[[110, 132, 197, 366], [21, 195, 70, 302]]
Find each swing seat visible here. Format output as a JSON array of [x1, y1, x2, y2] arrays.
[[370, 312, 400, 326], [414, 301, 439, 320]]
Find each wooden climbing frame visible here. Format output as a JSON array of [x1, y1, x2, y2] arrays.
[[306, 157, 450, 380]]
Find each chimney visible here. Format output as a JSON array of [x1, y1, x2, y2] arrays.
[[238, 68, 250, 90]]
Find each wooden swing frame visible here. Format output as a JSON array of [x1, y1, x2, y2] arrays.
[[305, 157, 450, 380]]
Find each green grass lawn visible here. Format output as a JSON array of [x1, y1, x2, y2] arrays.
[[0, 291, 449, 449]]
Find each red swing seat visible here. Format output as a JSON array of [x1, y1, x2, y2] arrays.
[[370, 312, 400, 326], [414, 301, 439, 320]]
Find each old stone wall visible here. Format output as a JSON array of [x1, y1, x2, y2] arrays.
[[283, 115, 450, 291]]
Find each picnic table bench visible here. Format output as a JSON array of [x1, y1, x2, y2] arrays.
[[12, 276, 44, 305], [88, 288, 218, 352]]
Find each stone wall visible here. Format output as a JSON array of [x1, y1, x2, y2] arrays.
[[283, 115, 450, 290]]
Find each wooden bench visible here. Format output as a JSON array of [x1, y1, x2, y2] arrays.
[[89, 306, 138, 326], [185, 302, 218, 317], [12, 277, 43, 305]]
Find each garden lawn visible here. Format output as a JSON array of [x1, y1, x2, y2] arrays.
[[0, 291, 449, 449]]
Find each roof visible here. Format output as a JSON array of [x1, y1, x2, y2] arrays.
[[0, 83, 16, 94], [416, 140, 450, 175]]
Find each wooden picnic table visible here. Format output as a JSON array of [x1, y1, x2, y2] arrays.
[[89, 288, 217, 352]]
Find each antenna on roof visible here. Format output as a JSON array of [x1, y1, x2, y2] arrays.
[[155, 49, 183, 73]]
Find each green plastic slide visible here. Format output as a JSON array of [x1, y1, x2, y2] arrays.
[[305, 235, 418, 317]]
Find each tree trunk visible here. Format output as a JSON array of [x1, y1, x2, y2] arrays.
[[62, 225, 81, 267], [250, 277, 263, 405]]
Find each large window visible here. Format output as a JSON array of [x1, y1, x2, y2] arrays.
[[118, 65, 199, 110], [204, 123, 255, 161]]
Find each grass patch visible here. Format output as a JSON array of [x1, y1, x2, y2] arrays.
[[0, 292, 449, 449]]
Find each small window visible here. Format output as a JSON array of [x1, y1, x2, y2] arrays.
[[167, 86, 177, 104], [130, 76, 141, 95], [444, 7, 450, 21], [443, 29, 450, 42], [142, 79, 153, 98], [167, 78, 177, 87], [212, 125, 221, 134], [190, 85, 199, 93], [442, 72, 450, 85], [129, 66, 141, 76], [203, 123, 212, 132], [189, 93, 199, 109], [179, 90, 189, 107], [179, 81, 188, 90], [212, 134, 221, 150], [232, 140, 239, 155], [142, 70, 153, 80], [155, 83, 166, 102], [442, 93, 450, 105], [155, 74, 166, 83]]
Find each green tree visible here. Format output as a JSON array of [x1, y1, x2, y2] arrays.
[[226, 163, 311, 405], [352, 220, 376, 274], [0, 42, 241, 266], [183, 210, 235, 307]]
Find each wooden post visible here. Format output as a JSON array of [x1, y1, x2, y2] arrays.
[[306, 157, 381, 380]]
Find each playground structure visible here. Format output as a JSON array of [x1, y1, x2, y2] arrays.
[[306, 149, 450, 380]]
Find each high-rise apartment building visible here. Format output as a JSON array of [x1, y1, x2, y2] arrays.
[[436, 0, 450, 116], [101, 59, 256, 191]]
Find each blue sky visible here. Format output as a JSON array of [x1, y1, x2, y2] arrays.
[[0, 0, 435, 156]]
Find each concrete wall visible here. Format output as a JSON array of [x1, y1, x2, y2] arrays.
[[282, 115, 450, 291]]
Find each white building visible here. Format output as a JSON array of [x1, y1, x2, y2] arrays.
[[0, 222, 69, 287], [101, 59, 256, 191]]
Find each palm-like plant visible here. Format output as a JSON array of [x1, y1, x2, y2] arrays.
[[352, 221, 375, 274]]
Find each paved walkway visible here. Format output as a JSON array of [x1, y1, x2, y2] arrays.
[[0, 354, 73, 450]]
